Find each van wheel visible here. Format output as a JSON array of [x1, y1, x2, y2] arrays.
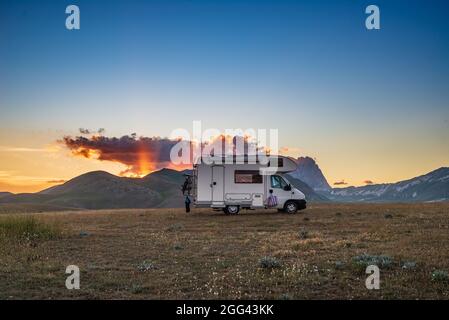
[[284, 201, 298, 214], [226, 205, 240, 215]]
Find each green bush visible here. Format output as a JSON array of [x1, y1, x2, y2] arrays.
[[352, 254, 394, 270], [130, 284, 144, 294], [279, 293, 291, 300], [401, 261, 417, 270], [166, 223, 183, 232], [298, 228, 308, 239], [431, 270, 449, 283], [173, 243, 184, 250], [259, 256, 281, 269], [137, 260, 157, 271], [0, 215, 61, 242]]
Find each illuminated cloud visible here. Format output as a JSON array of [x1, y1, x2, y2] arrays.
[[47, 179, 66, 184], [334, 180, 348, 186], [279, 146, 301, 157], [364, 180, 374, 185], [61, 135, 182, 177]]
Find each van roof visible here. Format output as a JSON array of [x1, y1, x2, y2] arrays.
[[194, 155, 298, 173]]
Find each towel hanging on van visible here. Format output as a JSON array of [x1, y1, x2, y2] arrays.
[[267, 195, 278, 207]]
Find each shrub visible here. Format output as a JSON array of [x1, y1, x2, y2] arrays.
[[384, 213, 393, 219], [352, 254, 394, 269], [298, 228, 308, 239], [130, 284, 144, 294], [401, 261, 417, 270], [166, 223, 183, 232], [259, 256, 281, 269], [279, 293, 291, 300], [431, 270, 449, 283], [79, 231, 90, 237], [137, 260, 157, 271], [335, 261, 345, 270], [0, 216, 61, 243], [173, 243, 184, 250]]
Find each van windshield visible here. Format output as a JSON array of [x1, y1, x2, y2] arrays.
[[271, 175, 288, 189]]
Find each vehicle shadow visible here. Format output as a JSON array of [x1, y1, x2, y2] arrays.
[[192, 209, 307, 217]]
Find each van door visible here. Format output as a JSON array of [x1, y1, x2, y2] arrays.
[[211, 166, 224, 205], [267, 175, 292, 208]]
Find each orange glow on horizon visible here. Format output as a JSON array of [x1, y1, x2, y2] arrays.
[[137, 146, 153, 177]]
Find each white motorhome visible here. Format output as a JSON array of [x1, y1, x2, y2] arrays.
[[190, 155, 306, 214]]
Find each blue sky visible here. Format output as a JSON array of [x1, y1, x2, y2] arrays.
[[1, 0, 448, 189]]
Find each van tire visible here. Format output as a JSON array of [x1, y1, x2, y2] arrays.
[[226, 205, 240, 215], [284, 201, 298, 214]]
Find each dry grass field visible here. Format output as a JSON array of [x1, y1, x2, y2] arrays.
[[0, 203, 448, 299]]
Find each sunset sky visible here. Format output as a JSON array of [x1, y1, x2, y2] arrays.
[[1, 0, 449, 193]]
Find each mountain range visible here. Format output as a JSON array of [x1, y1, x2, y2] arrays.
[[0, 159, 448, 211], [324, 167, 449, 202], [0, 169, 185, 210], [0, 168, 327, 210], [289, 158, 449, 203]]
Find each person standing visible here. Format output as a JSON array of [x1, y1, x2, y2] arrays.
[[185, 195, 191, 213]]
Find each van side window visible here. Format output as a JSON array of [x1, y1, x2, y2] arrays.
[[235, 170, 263, 184], [271, 175, 287, 188]]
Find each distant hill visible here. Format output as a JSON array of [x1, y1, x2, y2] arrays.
[[288, 157, 331, 192], [325, 167, 449, 202], [37, 170, 163, 209], [0, 168, 324, 210], [0, 171, 163, 210], [0, 192, 13, 199], [140, 168, 186, 208]]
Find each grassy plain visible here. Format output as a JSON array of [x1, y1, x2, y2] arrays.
[[0, 203, 448, 299]]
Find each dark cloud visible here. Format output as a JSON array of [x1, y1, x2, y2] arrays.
[[79, 128, 91, 135], [79, 128, 106, 135], [364, 180, 374, 185], [61, 135, 182, 176], [333, 180, 348, 186]]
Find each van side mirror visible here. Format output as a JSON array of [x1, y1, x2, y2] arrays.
[[284, 184, 292, 191]]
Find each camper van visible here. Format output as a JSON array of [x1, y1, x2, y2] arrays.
[[189, 155, 306, 215]]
